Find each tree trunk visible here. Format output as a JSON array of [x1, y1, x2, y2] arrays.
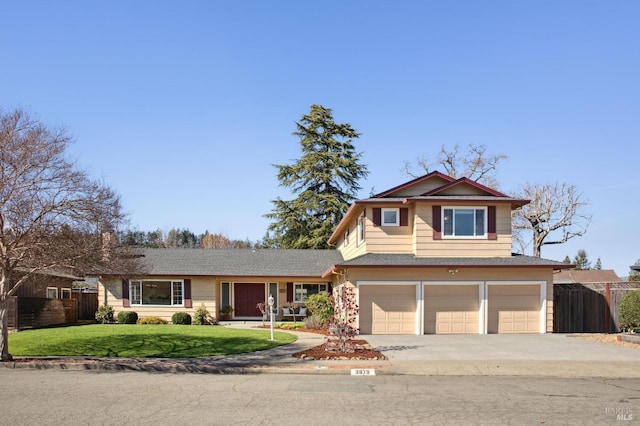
[[0, 297, 13, 361]]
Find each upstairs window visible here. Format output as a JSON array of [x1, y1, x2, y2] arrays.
[[357, 211, 365, 245], [443, 207, 486, 238], [381, 208, 399, 226]]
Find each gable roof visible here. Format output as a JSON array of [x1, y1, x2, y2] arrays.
[[322, 253, 572, 277], [373, 171, 455, 198], [328, 170, 529, 244], [130, 248, 343, 278], [553, 269, 622, 284], [420, 177, 507, 197]]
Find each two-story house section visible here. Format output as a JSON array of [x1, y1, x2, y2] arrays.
[[325, 171, 571, 335]]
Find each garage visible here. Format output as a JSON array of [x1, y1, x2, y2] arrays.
[[424, 285, 480, 334], [359, 284, 417, 335], [487, 284, 540, 333]]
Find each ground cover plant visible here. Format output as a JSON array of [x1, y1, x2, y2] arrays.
[[8, 324, 296, 358]]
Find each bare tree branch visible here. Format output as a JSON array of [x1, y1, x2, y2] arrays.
[[0, 108, 143, 361], [512, 182, 592, 257], [406, 143, 509, 189]]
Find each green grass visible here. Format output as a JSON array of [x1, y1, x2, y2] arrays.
[[8, 324, 297, 358]]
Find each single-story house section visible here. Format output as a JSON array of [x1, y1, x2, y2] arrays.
[[97, 171, 572, 334], [98, 249, 342, 321]]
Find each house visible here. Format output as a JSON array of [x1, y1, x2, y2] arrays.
[[9, 268, 85, 330], [97, 171, 571, 334], [553, 269, 622, 284]]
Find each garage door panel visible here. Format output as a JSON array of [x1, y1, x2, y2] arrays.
[[488, 285, 540, 334], [425, 285, 479, 334], [360, 285, 416, 335]]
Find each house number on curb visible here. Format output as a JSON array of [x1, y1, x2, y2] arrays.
[[351, 368, 376, 376]]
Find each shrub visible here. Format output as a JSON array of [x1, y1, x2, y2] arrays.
[[95, 304, 115, 324], [303, 314, 325, 330], [172, 312, 192, 325], [137, 316, 168, 325], [305, 293, 333, 326], [619, 290, 640, 331], [193, 303, 215, 325], [278, 322, 304, 330], [117, 311, 138, 324]]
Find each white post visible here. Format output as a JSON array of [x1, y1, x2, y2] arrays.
[[268, 294, 275, 341]]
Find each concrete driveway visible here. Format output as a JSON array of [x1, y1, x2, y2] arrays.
[[364, 333, 640, 362]]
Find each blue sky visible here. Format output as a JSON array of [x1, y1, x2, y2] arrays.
[[2, 1, 639, 277]]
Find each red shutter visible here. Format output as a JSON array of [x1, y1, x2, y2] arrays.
[[122, 279, 130, 307], [400, 208, 408, 226], [373, 208, 381, 226], [488, 206, 497, 240], [432, 206, 442, 240], [287, 282, 293, 303], [184, 279, 192, 308]]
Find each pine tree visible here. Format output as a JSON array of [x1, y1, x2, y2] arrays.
[[265, 105, 368, 249], [573, 249, 591, 270], [594, 257, 602, 270]]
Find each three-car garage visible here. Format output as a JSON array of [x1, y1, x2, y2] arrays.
[[357, 281, 547, 335]]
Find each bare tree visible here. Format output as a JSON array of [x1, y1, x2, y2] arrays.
[[0, 108, 141, 361], [404, 143, 509, 188], [512, 182, 592, 258]]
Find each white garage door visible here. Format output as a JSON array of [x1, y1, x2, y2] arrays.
[[424, 285, 480, 334], [359, 285, 416, 335], [488, 285, 540, 334]]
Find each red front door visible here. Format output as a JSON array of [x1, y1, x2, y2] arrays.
[[233, 283, 265, 317]]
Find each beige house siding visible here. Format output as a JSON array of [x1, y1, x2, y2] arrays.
[[336, 220, 368, 260], [99, 276, 217, 322], [413, 203, 513, 257], [389, 176, 452, 197]]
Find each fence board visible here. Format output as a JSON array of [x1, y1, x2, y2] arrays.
[[16, 297, 77, 330], [554, 282, 640, 333], [72, 291, 98, 320]]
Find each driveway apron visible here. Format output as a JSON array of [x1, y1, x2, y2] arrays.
[[364, 333, 640, 362]]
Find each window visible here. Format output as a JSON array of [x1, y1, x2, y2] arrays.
[[381, 208, 399, 226], [294, 283, 328, 303], [357, 211, 365, 245], [61, 288, 72, 299], [46, 287, 58, 299], [443, 207, 486, 238], [129, 280, 184, 306], [344, 229, 349, 246]]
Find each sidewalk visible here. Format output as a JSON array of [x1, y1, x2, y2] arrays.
[[2, 322, 640, 378]]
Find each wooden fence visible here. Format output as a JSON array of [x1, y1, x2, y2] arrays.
[[554, 282, 640, 333], [72, 291, 98, 320], [6, 292, 98, 330]]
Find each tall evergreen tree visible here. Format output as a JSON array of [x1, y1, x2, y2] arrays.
[[265, 105, 368, 249], [573, 249, 591, 270]]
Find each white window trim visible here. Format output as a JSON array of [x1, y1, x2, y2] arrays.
[[381, 208, 400, 226], [61, 288, 72, 299], [357, 211, 365, 245], [46, 287, 58, 299], [293, 283, 329, 303], [442, 206, 487, 239], [129, 279, 185, 307]]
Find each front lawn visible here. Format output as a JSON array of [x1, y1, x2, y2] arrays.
[[8, 324, 297, 358]]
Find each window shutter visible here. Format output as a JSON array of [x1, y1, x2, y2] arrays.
[[373, 208, 381, 226], [184, 279, 192, 308], [287, 282, 293, 303], [122, 279, 130, 308], [432, 206, 442, 240], [400, 208, 409, 226], [488, 206, 497, 240]]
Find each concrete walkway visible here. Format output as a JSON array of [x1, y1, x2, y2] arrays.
[[3, 322, 640, 377]]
